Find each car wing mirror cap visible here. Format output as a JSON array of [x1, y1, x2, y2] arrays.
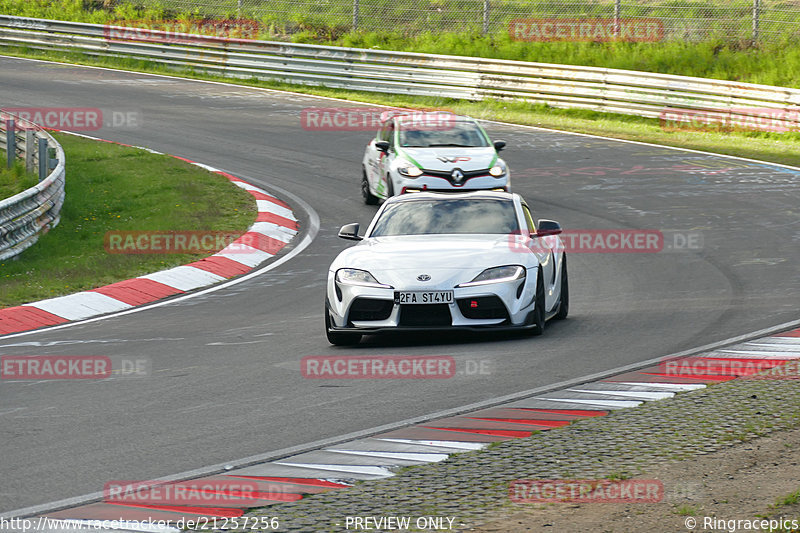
[[493, 140, 506, 152], [338, 223, 363, 241], [536, 219, 562, 237], [375, 141, 390, 153]]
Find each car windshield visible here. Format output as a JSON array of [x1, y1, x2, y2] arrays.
[[369, 198, 519, 236], [397, 120, 490, 148]]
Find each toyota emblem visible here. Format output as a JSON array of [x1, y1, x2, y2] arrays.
[[417, 274, 431, 282]]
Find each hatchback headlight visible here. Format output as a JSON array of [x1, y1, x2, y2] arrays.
[[457, 265, 525, 287], [489, 161, 507, 178], [397, 159, 423, 178], [336, 268, 393, 288]]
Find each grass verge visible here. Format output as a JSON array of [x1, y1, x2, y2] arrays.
[[0, 155, 38, 199], [6, 44, 800, 168], [0, 133, 256, 308]]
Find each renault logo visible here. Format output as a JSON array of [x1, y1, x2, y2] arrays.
[[417, 274, 431, 282], [451, 169, 464, 183]]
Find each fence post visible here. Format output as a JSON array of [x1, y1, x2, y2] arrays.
[[353, 0, 359, 31], [6, 119, 14, 169], [752, 0, 761, 43], [482, 0, 490, 35], [613, 0, 621, 37], [25, 129, 34, 172], [38, 137, 48, 181]]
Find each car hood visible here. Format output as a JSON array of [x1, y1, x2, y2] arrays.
[[331, 234, 534, 289], [399, 147, 497, 172]]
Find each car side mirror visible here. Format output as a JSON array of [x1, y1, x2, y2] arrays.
[[338, 223, 363, 241], [375, 141, 390, 153], [493, 140, 506, 152], [536, 219, 562, 237]]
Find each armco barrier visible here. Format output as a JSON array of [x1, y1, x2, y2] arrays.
[[0, 113, 65, 261], [2, 15, 800, 129]]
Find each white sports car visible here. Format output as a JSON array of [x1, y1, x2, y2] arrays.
[[361, 114, 509, 204], [325, 191, 568, 345]]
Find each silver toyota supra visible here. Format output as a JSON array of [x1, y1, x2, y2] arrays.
[[325, 191, 568, 345]]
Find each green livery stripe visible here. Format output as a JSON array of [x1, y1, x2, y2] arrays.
[[476, 123, 493, 145], [477, 123, 499, 166], [396, 147, 423, 169]]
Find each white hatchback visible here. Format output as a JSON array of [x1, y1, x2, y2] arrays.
[[361, 113, 510, 204]]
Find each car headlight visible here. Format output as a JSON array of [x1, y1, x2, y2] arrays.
[[336, 268, 393, 288], [489, 161, 507, 178], [397, 159, 423, 178], [457, 265, 525, 287]]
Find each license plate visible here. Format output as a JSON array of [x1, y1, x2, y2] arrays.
[[394, 290, 454, 305]]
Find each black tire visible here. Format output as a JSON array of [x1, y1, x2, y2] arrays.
[[529, 268, 546, 336], [385, 174, 395, 198], [325, 307, 362, 346], [362, 169, 378, 205], [555, 254, 569, 320]]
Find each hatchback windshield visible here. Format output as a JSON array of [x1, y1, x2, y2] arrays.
[[370, 198, 519, 236], [397, 120, 490, 148]]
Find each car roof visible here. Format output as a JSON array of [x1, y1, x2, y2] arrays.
[[393, 113, 475, 125], [384, 190, 519, 204]]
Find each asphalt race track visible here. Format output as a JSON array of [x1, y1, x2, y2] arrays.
[[1, 56, 799, 513]]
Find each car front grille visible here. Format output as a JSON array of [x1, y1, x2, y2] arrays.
[[398, 304, 452, 327], [421, 168, 490, 185], [457, 296, 510, 321], [348, 298, 394, 322], [403, 187, 507, 194]]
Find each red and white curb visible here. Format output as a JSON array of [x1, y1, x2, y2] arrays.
[[0, 135, 298, 336], [17, 326, 799, 531]]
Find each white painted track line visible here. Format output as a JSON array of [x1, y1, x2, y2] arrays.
[[140, 266, 226, 292], [27, 292, 132, 321]]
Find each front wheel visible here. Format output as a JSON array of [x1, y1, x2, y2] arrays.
[[325, 308, 362, 346], [386, 174, 394, 200], [555, 254, 569, 320], [529, 268, 546, 336], [362, 169, 378, 205], [385, 174, 395, 199]]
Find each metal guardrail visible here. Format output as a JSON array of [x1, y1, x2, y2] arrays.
[[0, 113, 65, 261], [1, 16, 799, 129]]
